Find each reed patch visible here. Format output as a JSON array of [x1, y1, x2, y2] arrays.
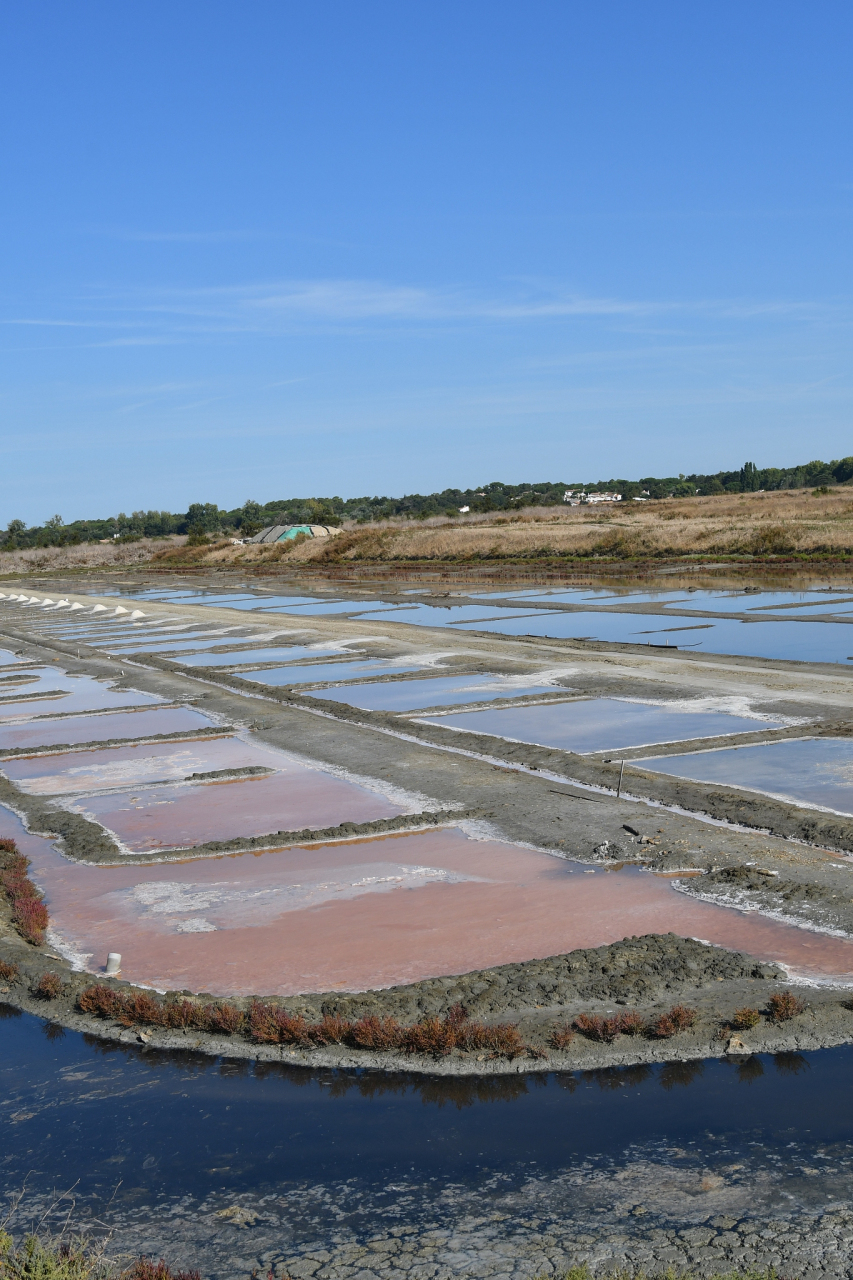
[[0, 837, 48, 946]]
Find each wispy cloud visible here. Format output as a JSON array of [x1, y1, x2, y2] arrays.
[[1, 277, 850, 347]]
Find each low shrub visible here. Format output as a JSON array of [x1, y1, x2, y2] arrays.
[[0, 1231, 108, 1280], [460, 1020, 525, 1058], [651, 1004, 698, 1039], [0, 840, 49, 945], [160, 999, 203, 1030], [0, 959, 19, 981], [115, 992, 163, 1028], [403, 1014, 459, 1056], [732, 1007, 761, 1030], [33, 972, 61, 1000], [549, 1024, 575, 1050], [78, 986, 245, 1037], [74, 987, 530, 1058], [247, 1000, 309, 1045], [78, 984, 123, 1018], [350, 1014, 404, 1051], [573, 1011, 646, 1043], [574, 1013, 623, 1043], [203, 1001, 244, 1034], [307, 1013, 351, 1045], [767, 990, 806, 1022]]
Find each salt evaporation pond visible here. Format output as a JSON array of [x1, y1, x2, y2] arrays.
[[60, 762, 403, 852], [4, 810, 853, 995], [2, 734, 294, 795], [0, 671, 163, 720], [638, 737, 853, 816], [246, 660, 424, 685], [420, 697, 781, 752], [0, 705, 217, 751], [449, 609, 853, 664], [103, 637, 271, 655], [308, 674, 567, 711], [179, 643, 352, 667]]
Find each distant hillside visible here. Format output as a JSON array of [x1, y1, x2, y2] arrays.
[[2, 455, 852, 551]]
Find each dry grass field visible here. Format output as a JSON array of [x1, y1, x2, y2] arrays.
[[164, 487, 853, 570], [5, 490, 853, 580], [0, 537, 183, 578]]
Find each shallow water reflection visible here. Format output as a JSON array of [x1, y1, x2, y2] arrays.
[[638, 736, 853, 815], [421, 697, 782, 752], [62, 763, 403, 854], [0, 670, 162, 720], [0, 706, 217, 751], [180, 643, 358, 667], [247, 660, 424, 686], [309, 673, 567, 711]]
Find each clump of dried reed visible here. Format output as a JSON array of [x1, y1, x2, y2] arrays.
[[549, 1024, 575, 1050], [33, 972, 62, 1000], [0, 838, 48, 946], [731, 1006, 761, 1030], [571, 1010, 647, 1042], [767, 990, 806, 1022], [650, 1004, 698, 1039], [76, 989, 528, 1058], [0, 538, 178, 575]]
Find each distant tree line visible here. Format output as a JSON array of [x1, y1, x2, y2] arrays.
[[3, 456, 852, 551]]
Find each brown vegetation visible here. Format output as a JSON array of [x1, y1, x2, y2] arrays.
[[77, 988, 527, 1058], [650, 1004, 698, 1038], [149, 488, 853, 569], [0, 960, 18, 982], [33, 972, 62, 1000], [0, 839, 48, 946], [74, 984, 709, 1057], [767, 990, 806, 1022], [0, 537, 183, 576], [731, 1006, 762, 1030]]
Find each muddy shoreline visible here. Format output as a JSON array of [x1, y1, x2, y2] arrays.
[[4, 923, 853, 1075]]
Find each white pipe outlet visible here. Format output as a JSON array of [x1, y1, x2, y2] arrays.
[[105, 953, 122, 975]]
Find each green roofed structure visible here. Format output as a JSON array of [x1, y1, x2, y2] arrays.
[[246, 524, 341, 544]]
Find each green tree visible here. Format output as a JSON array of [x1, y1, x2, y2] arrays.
[[739, 462, 760, 492], [185, 502, 221, 534], [3, 518, 26, 550], [239, 499, 264, 537]]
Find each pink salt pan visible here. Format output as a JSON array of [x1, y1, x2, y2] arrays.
[[4, 734, 293, 794], [0, 706, 219, 753], [63, 768, 403, 851], [5, 811, 853, 997]]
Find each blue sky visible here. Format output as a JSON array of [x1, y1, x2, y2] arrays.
[[2, 2, 852, 523]]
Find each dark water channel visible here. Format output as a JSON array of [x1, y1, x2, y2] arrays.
[[3, 1007, 853, 1268]]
